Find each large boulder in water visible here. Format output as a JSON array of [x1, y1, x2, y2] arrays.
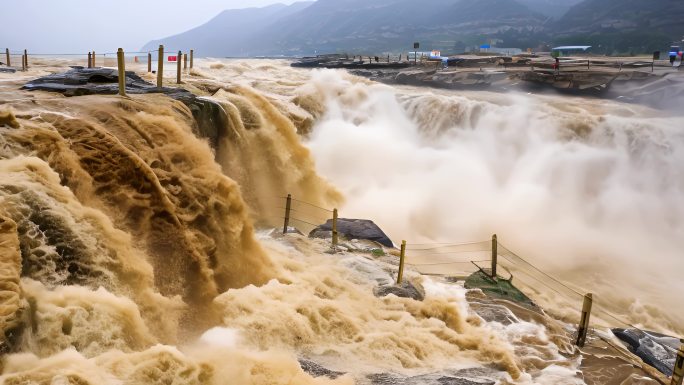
[[373, 280, 425, 301], [612, 328, 681, 376], [309, 218, 393, 248]]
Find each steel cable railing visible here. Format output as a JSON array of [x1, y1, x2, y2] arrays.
[[269, 198, 681, 374]]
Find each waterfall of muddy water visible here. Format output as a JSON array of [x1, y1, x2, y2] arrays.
[[296, 68, 684, 336], [186, 61, 343, 224], [0, 57, 677, 384], [187, 60, 683, 336], [187, 59, 681, 333]]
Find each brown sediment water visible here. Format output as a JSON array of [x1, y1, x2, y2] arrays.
[[0, 58, 679, 385]]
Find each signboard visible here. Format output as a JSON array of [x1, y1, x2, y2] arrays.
[[480, 44, 491, 49], [413, 42, 420, 49], [168, 56, 178, 62]]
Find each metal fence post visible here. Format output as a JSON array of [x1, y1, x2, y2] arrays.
[[147, 52, 151, 73], [157, 45, 164, 88], [332, 208, 339, 248], [397, 240, 407, 284], [184, 53, 187, 70], [5, 48, 10, 67], [92, 51, 96, 67], [672, 341, 684, 385], [190, 49, 194, 69], [283, 194, 292, 234], [491, 234, 498, 278], [23, 49, 28, 69], [21, 51, 26, 71], [87, 52, 92, 68], [116, 48, 126, 96], [176, 50, 182, 84], [575, 293, 593, 347]]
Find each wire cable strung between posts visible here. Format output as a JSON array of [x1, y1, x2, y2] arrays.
[[497, 242, 584, 297], [407, 260, 491, 267], [269, 199, 681, 372], [284, 201, 332, 223], [406, 240, 489, 249], [284, 197, 334, 213], [406, 249, 490, 257], [590, 297, 648, 333], [287, 217, 320, 228], [499, 259, 576, 299]]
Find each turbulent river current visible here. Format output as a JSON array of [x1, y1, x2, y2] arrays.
[[0, 58, 681, 385]]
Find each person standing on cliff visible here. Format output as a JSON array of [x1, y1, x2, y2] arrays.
[[553, 57, 560, 74]]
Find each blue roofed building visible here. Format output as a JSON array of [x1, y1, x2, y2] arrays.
[[551, 46, 592, 57]]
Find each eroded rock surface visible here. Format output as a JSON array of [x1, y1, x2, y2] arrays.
[[373, 280, 425, 301], [22, 67, 228, 146], [310, 218, 393, 248], [613, 328, 680, 376]]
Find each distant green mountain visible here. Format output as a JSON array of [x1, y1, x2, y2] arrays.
[[243, 0, 547, 54], [144, 0, 548, 56], [517, 0, 584, 18], [141, 0, 681, 57], [141, 2, 314, 57], [554, 0, 684, 54]]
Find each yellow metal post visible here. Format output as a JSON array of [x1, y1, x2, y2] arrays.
[[190, 49, 194, 69], [397, 240, 407, 284], [332, 208, 339, 249], [92, 51, 96, 67], [87, 52, 92, 68], [157, 45, 164, 88], [672, 341, 684, 385], [283, 194, 292, 234], [116, 48, 126, 96], [491, 234, 498, 278], [183, 53, 187, 70], [5, 48, 10, 67], [147, 52, 151, 73], [575, 293, 593, 347], [176, 50, 182, 84]]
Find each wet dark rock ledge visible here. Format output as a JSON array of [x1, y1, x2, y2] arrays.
[[22, 67, 228, 147]]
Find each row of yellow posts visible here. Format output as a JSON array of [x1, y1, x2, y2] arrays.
[[4, 49, 28, 71], [115, 45, 195, 97], [279, 194, 684, 383]]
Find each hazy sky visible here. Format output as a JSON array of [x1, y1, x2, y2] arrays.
[[1, 0, 299, 54]]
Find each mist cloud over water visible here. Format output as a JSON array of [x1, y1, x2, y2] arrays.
[[303, 69, 684, 334]]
